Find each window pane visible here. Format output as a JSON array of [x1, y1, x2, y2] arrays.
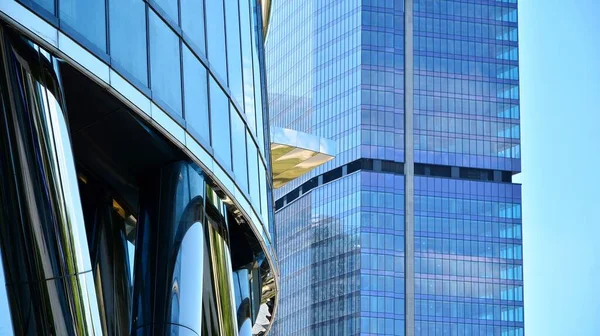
[[246, 135, 259, 208], [153, 0, 178, 24], [109, 0, 148, 85], [205, 0, 228, 84], [249, 0, 264, 151], [239, 0, 255, 132], [60, 0, 106, 52], [149, 10, 182, 115], [230, 109, 248, 193], [209, 78, 231, 170], [259, 161, 267, 217], [183, 46, 209, 142], [181, 0, 205, 55], [225, 0, 243, 106], [33, 0, 54, 14]]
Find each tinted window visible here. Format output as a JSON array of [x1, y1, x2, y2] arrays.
[[230, 109, 248, 193], [109, 0, 148, 85], [153, 0, 178, 24], [209, 78, 231, 170], [239, 0, 255, 132], [205, 0, 228, 84], [225, 0, 243, 106], [33, 0, 54, 14], [181, 0, 206, 55], [60, 0, 106, 52], [246, 137, 259, 208], [149, 10, 182, 116], [183, 46, 209, 143]]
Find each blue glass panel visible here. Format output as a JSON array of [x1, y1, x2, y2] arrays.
[[149, 10, 182, 116], [225, 0, 243, 107], [205, 0, 228, 84], [246, 134, 259, 207], [109, 0, 148, 85], [153, 0, 178, 24], [183, 46, 209, 143], [230, 108, 248, 193], [59, 0, 106, 52], [33, 0, 54, 14], [209, 78, 231, 170], [181, 0, 206, 55]]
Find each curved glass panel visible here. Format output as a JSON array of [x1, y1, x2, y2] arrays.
[[109, 0, 148, 85], [60, 0, 106, 52], [149, 10, 182, 116]]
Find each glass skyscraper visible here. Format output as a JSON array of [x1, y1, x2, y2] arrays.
[[266, 0, 522, 335], [0, 0, 278, 334]]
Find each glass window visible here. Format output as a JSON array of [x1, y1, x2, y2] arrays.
[[60, 0, 106, 52], [247, 135, 259, 208], [181, 0, 206, 55], [183, 46, 209, 142], [259, 162, 267, 216], [230, 109, 248, 193], [209, 78, 231, 170], [239, 0, 255, 132], [225, 0, 243, 106], [33, 0, 54, 14], [109, 0, 148, 86], [153, 0, 178, 24], [149, 10, 182, 116], [206, 0, 228, 83], [249, 1, 264, 152]]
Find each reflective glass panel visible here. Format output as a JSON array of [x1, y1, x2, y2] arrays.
[[239, 0, 255, 133], [246, 135, 259, 208], [109, 0, 148, 85], [230, 108, 248, 193], [181, 0, 206, 55], [205, 0, 228, 84], [60, 0, 106, 52], [153, 0, 178, 24], [209, 78, 231, 170], [225, 0, 243, 106], [183, 46, 210, 143], [33, 0, 54, 14], [149, 10, 182, 116]]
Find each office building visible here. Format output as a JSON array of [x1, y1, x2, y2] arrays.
[[0, 0, 279, 334], [266, 0, 523, 335]]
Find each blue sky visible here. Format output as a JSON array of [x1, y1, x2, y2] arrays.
[[516, 0, 600, 334]]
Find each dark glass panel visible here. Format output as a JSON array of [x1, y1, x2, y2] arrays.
[[230, 108, 248, 193]]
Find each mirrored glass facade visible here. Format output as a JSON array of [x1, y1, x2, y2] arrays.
[[0, 0, 278, 333], [267, 0, 522, 335]]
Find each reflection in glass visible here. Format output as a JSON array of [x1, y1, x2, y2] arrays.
[[231, 108, 249, 193], [60, 0, 106, 52], [239, 0, 256, 133], [33, 0, 54, 14], [181, 0, 206, 55], [149, 10, 182, 116], [206, 0, 228, 84], [153, 0, 179, 24], [225, 0, 244, 106], [183, 46, 210, 142], [109, 0, 148, 85], [246, 134, 260, 208], [209, 78, 232, 170], [0, 251, 13, 334]]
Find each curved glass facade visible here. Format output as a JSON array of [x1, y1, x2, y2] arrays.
[[0, 0, 278, 334]]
